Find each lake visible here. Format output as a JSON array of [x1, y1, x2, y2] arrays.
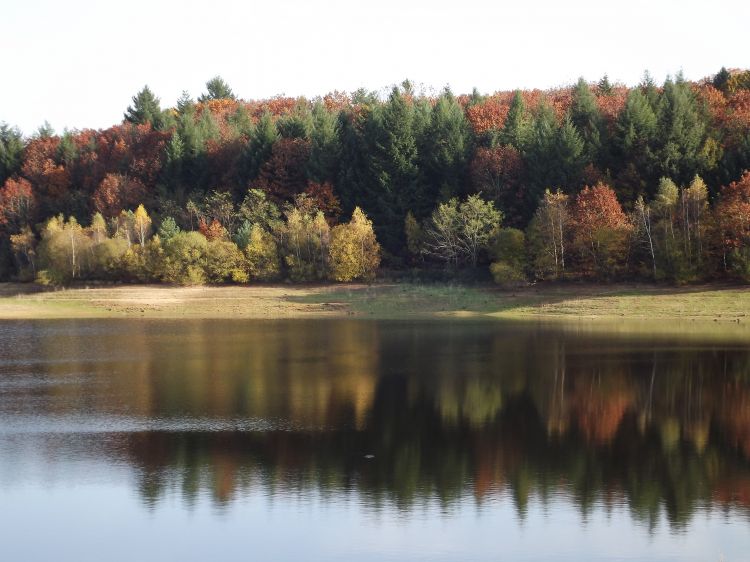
[[0, 319, 748, 561]]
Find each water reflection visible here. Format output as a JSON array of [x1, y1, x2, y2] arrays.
[[1, 319, 749, 533]]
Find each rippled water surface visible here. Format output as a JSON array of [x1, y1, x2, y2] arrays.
[[0, 319, 748, 561]]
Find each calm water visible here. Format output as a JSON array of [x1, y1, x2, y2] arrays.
[[0, 319, 748, 561]]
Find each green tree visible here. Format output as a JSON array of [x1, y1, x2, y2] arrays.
[[365, 86, 421, 250], [0, 123, 25, 185], [157, 216, 181, 241], [307, 102, 340, 183], [570, 78, 604, 162], [654, 76, 707, 184], [239, 188, 281, 230], [419, 89, 472, 202], [613, 88, 658, 199], [243, 112, 278, 180], [500, 90, 530, 148], [124, 86, 164, 127], [424, 194, 501, 267], [198, 76, 236, 102]]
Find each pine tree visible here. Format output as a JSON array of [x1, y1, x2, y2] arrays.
[[655, 77, 707, 184], [124, 86, 163, 127], [56, 130, 78, 167], [570, 78, 603, 162], [524, 101, 560, 205], [0, 123, 25, 184], [307, 102, 340, 183], [613, 88, 659, 199], [244, 112, 278, 181], [198, 76, 236, 102], [554, 115, 586, 187], [419, 89, 472, 203], [176, 91, 195, 115], [365, 86, 421, 250], [501, 90, 529, 148]]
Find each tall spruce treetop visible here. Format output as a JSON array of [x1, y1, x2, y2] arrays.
[[0, 123, 24, 185], [614, 88, 659, 196], [555, 115, 586, 185], [176, 91, 195, 115], [501, 90, 529, 148], [597, 74, 613, 96], [365, 86, 421, 250], [124, 86, 163, 127], [35, 121, 55, 139], [523, 101, 564, 212], [419, 89, 472, 202], [713, 67, 731, 93], [570, 77, 603, 161], [307, 102, 340, 183], [655, 76, 707, 184], [199, 76, 236, 102], [56, 131, 78, 167], [244, 112, 278, 180]]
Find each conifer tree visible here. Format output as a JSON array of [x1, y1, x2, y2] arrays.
[[124, 86, 163, 127], [198, 76, 236, 102]]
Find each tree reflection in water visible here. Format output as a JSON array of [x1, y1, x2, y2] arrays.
[[3, 319, 750, 529]]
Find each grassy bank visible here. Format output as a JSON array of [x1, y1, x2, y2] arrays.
[[0, 282, 749, 324]]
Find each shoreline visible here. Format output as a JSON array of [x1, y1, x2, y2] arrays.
[[0, 282, 749, 324]]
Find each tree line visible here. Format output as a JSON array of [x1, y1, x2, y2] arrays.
[[1, 69, 749, 284]]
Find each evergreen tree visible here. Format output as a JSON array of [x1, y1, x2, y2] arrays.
[[307, 102, 340, 183], [570, 77, 604, 162], [524, 101, 560, 204], [176, 91, 195, 115], [0, 123, 24, 184], [713, 66, 731, 93], [56, 130, 78, 167], [365, 86, 421, 250], [336, 109, 371, 214], [124, 86, 163, 127], [614, 88, 658, 199], [655, 76, 707, 184], [554, 115, 586, 187], [198, 76, 236, 102], [243, 112, 278, 181], [277, 108, 313, 140], [228, 105, 253, 138], [597, 74, 613, 96], [35, 121, 55, 139], [419, 89, 472, 203], [501, 90, 529, 148]]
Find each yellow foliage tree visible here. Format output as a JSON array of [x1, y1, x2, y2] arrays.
[[133, 204, 152, 246], [329, 207, 381, 282], [245, 224, 281, 281]]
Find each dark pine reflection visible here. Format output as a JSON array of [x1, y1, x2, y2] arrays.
[[1, 319, 749, 531]]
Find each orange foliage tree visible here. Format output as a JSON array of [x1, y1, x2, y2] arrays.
[[571, 183, 632, 277], [714, 171, 750, 277], [0, 177, 35, 231], [92, 173, 147, 218]]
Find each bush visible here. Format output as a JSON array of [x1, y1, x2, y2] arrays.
[[490, 262, 526, 286], [205, 239, 246, 284], [161, 231, 208, 285]]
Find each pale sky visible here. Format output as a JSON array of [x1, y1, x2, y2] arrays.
[[2, 0, 748, 135]]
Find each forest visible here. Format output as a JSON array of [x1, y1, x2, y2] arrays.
[[1, 68, 750, 285]]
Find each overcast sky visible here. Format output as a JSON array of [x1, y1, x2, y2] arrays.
[[2, 0, 748, 135]]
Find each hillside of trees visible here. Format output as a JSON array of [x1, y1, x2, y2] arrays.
[[2, 69, 750, 285]]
